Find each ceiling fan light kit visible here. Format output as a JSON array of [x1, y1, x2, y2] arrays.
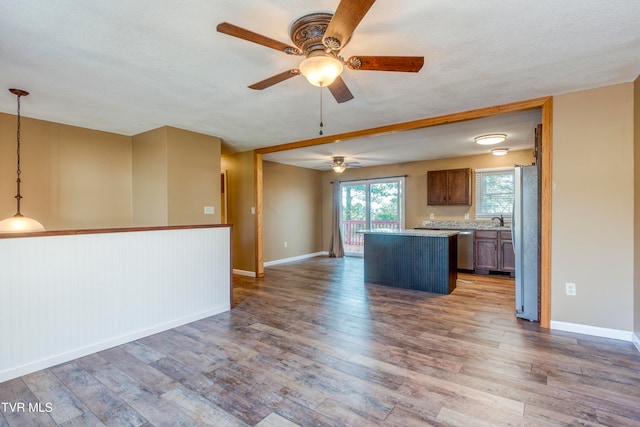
[[329, 156, 361, 173], [331, 156, 346, 173], [474, 134, 507, 145], [299, 53, 344, 87]]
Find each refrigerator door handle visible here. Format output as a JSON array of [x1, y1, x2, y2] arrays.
[[511, 200, 522, 314]]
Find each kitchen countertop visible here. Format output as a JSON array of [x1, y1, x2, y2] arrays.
[[417, 220, 511, 231], [359, 229, 458, 237]]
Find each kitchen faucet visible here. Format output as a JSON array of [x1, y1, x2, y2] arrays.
[[491, 215, 504, 227]]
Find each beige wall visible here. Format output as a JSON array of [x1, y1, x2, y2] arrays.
[[553, 83, 635, 332], [634, 76, 640, 339], [1, 114, 221, 232], [166, 127, 221, 225], [263, 161, 323, 262], [320, 149, 534, 250], [132, 126, 221, 226], [222, 151, 256, 272], [0, 113, 132, 230], [132, 127, 168, 226]]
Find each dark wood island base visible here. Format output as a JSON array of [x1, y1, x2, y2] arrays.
[[362, 229, 458, 294]]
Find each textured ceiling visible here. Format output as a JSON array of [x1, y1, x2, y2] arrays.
[[1, 1, 638, 166]]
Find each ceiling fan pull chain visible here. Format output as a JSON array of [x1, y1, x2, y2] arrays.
[[319, 85, 324, 135]]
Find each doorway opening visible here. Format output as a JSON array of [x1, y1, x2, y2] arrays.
[[340, 177, 405, 256], [220, 170, 228, 224]]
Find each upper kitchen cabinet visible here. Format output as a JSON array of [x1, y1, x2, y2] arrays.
[[427, 168, 472, 205]]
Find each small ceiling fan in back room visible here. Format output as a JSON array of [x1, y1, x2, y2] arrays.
[[216, 0, 425, 106], [327, 156, 361, 173]]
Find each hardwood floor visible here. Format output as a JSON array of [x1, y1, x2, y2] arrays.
[[2, 256, 640, 426]]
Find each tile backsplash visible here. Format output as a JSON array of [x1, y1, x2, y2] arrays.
[[420, 219, 511, 230]]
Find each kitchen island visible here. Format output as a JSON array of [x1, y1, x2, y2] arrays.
[[361, 229, 458, 294]]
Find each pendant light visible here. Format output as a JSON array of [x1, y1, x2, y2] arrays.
[[0, 89, 45, 233]]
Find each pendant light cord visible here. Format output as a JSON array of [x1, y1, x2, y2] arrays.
[[15, 92, 23, 216]]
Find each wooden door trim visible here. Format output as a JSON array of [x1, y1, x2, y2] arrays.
[[539, 97, 552, 328], [254, 152, 264, 278], [254, 96, 553, 328]]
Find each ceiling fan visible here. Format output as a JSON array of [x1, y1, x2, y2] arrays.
[[328, 156, 361, 173], [216, 0, 424, 104]]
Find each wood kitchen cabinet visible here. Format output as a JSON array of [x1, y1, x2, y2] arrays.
[[474, 230, 498, 272], [499, 231, 515, 274], [427, 168, 471, 205], [474, 230, 514, 276]]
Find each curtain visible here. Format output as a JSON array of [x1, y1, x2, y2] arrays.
[[329, 181, 344, 258]]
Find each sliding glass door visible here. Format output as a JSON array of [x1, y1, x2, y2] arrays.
[[340, 177, 404, 255]]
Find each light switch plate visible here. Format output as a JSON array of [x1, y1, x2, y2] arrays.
[[565, 282, 576, 296], [204, 206, 215, 215]]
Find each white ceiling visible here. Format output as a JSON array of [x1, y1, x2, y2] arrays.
[[1, 1, 638, 167], [263, 109, 542, 168]]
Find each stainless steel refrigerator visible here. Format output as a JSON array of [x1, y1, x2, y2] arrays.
[[513, 164, 539, 321]]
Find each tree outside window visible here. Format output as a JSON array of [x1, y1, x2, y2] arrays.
[[475, 168, 514, 219]]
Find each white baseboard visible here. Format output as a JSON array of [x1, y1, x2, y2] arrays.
[[264, 251, 328, 267], [233, 269, 256, 277], [633, 332, 640, 353], [0, 305, 229, 383], [550, 320, 633, 342], [233, 252, 328, 276]]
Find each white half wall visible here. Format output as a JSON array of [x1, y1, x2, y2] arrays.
[[0, 226, 231, 382]]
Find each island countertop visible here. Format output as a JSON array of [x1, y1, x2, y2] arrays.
[[359, 229, 458, 238]]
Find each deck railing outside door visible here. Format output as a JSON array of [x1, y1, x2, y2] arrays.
[[342, 220, 399, 250]]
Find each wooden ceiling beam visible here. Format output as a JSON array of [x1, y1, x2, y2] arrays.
[[255, 96, 551, 155]]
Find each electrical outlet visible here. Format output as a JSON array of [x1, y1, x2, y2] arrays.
[[429, 213, 435, 220], [204, 206, 215, 215], [464, 213, 469, 220], [565, 282, 576, 296], [284, 241, 288, 248], [251, 207, 255, 214]]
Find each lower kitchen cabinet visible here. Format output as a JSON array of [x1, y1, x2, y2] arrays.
[[474, 230, 514, 276], [499, 231, 515, 274], [475, 231, 498, 271]]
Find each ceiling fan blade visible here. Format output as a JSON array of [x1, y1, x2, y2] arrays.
[[327, 76, 354, 103], [217, 22, 300, 54], [248, 70, 300, 90], [348, 56, 424, 72], [323, 0, 376, 50]]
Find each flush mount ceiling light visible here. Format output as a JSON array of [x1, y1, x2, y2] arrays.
[[474, 134, 507, 145], [0, 89, 45, 233], [491, 148, 510, 156]]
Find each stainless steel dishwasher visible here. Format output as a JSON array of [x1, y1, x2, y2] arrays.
[[456, 230, 475, 270]]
